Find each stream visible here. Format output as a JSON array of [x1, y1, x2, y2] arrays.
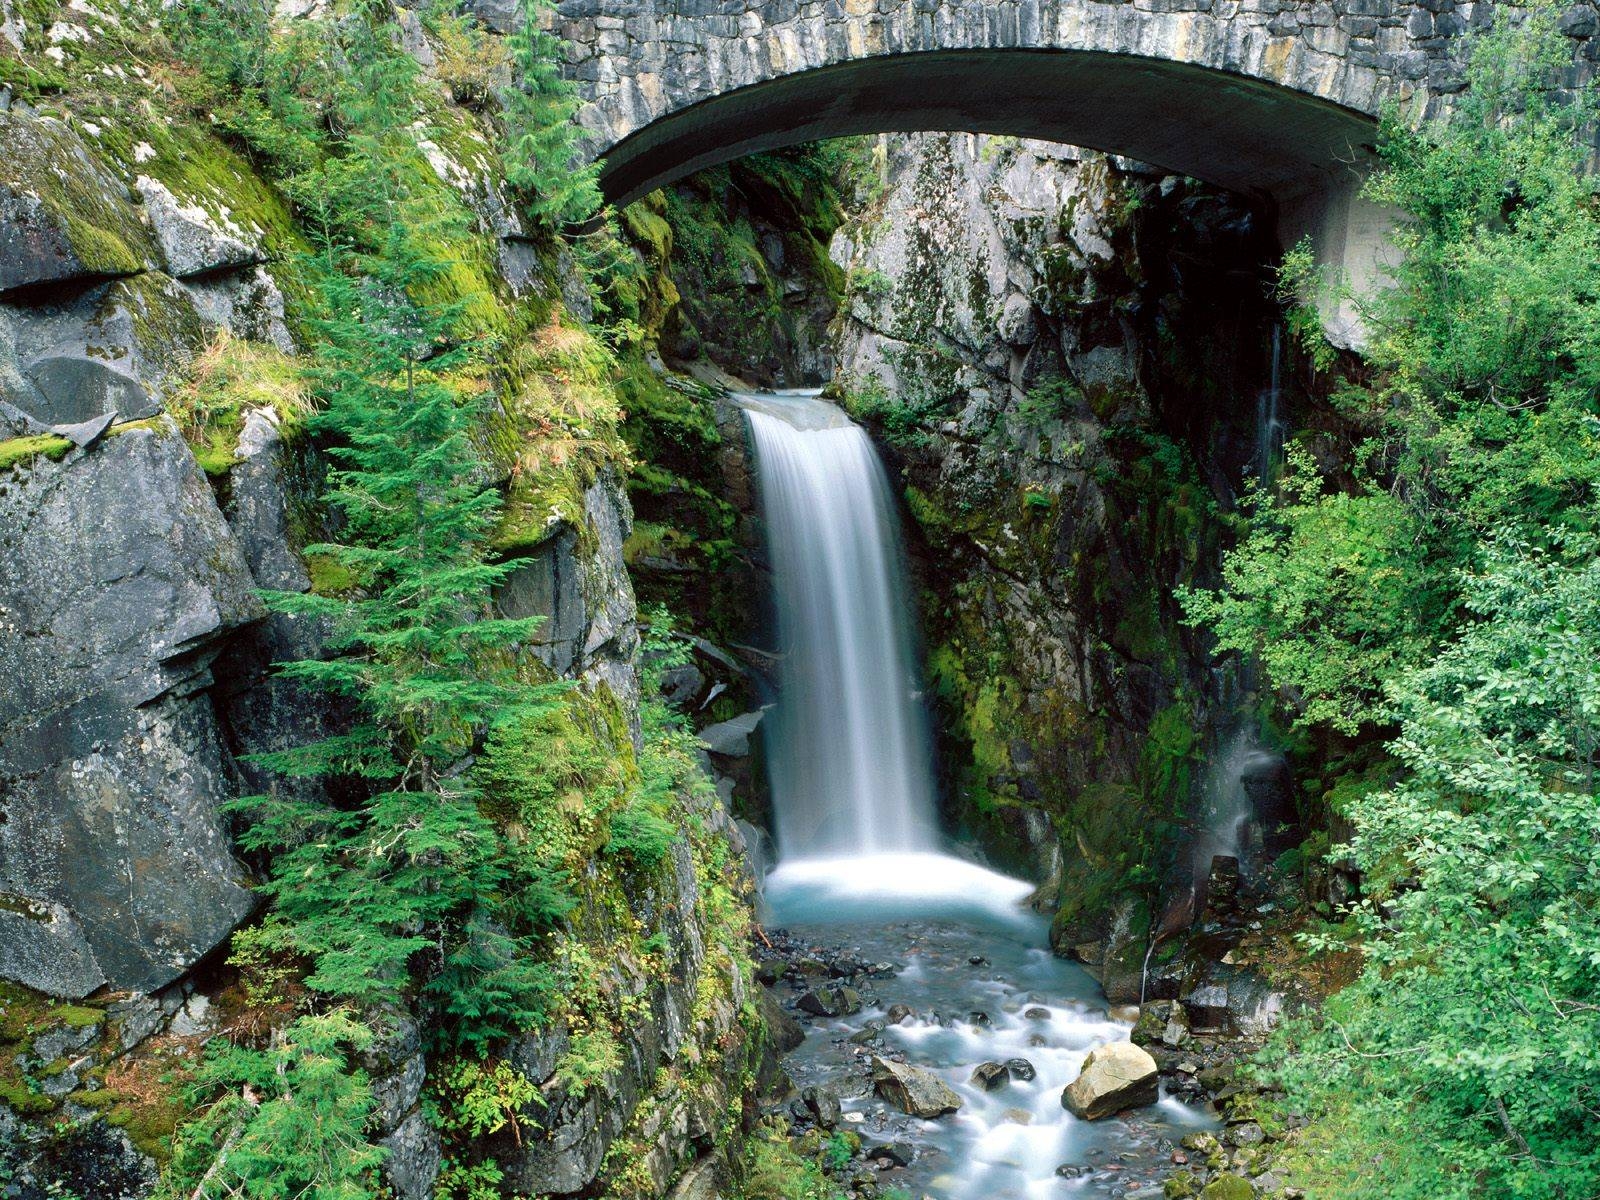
[[740, 391, 1219, 1199], [763, 856, 1216, 1198]]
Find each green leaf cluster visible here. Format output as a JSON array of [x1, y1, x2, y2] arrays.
[[1267, 532, 1600, 1197], [1184, 13, 1600, 733]]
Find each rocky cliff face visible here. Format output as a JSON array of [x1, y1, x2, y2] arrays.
[[0, 10, 766, 1196], [830, 133, 1297, 1004]]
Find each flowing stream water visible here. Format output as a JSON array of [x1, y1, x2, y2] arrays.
[[738, 391, 1215, 1197]]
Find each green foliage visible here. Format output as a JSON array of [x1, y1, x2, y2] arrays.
[[170, 330, 310, 476], [1188, 16, 1600, 735], [162, 1013, 382, 1200], [501, 0, 600, 228], [1267, 532, 1600, 1198], [736, 1128, 847, 1200], [1015, 377, 1082, 429], [150, 0, 619, 1187], [1179, 446, 1451, 733], [233, 207, 557, 1012]]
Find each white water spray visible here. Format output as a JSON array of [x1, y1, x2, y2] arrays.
[[739, 391, 938, 859]]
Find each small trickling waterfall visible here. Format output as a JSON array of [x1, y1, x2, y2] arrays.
[[739, 390, 938, 859], [1195, 728, 1282, 871], [1255, 324, 1285, 490]]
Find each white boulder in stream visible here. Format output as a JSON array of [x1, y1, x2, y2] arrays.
[[1061, 1041, 1160, 1120], [871, 1057, 963, 1119]]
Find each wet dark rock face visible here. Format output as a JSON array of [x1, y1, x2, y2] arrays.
[[830, 131, 1309, 1013]]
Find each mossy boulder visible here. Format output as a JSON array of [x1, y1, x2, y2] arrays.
[[1199, 1174, 1256, 1200], [0, 110, 156, 293]]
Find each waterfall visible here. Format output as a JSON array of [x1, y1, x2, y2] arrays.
[[739, 391, 938, 859], [1194, 727, 1283, 872], [1255, 324, 1285, 489]]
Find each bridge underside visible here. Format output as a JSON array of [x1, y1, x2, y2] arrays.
[[595, 49, 1389, 347], [596, 49, 1378, 210]]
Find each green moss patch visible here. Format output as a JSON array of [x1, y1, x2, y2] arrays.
[[0, 434, 73, 472]]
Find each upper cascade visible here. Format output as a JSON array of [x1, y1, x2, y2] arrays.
[[740, 390, 939, 859]]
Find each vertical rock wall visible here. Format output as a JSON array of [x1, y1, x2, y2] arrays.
[[0, 12, 765, 1197], [830, 133, 1287, 995]]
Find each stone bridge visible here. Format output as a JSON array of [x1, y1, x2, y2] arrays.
[[552, 0, 1599, 344]]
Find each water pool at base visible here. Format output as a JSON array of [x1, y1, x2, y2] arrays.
[[765, 854, 1218, 1199]]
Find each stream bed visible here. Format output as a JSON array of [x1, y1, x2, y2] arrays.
[[761, 854, 1219, 1200]]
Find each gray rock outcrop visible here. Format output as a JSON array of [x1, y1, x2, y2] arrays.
[[0, 422, 260, 997]]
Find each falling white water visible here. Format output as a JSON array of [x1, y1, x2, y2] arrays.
[[1194, 727, 1282, 870], [1255, 324, 1285, 490], [739, 390, 938, 859]]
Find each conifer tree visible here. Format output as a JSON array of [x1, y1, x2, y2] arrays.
[[501, 0, 602, 227]]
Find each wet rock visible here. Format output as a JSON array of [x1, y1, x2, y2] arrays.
[[870, 1057, 962, 1118], [885, 1003, 914, 1025], [1132, 1000, 1181, 1046], [1203, 855, 1242, 917], [1024, 1006, 1052, 1020], [801, 1085, 842, 1129], [970, 1061, 1010, 1090], [847, 1020, 886, 1045], [798, 986, 862, 1018], [1061, 1041, 1159, 1120], [1184, 984, 1232, 1033], [866, 1140, 914, 1167], [1225, 1121, 1265, 1147], [968, 955, 990, 966], [968, 1010, 992, 1027], [758, 986, 805, 1053], [1055, 1163, 1089, 1179], [1005, 1057, 1037, 1081]]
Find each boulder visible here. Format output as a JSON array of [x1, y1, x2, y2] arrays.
[[1004, 1057, 1037, 1081], [1198, 1175, 1256, 1200], [0, 112, 156, 294], [697, 709, 764, 758], [797, 986, 861, 1018], [866, 1140, 914, 1167], [800, 1085, 841, 1129], [1133, 999, 1190, 1048], [135, 176, 263, 279], [0, 423, 261, 996], [870, 1057, 962, 1118], [1061, 1041, 1159, 1120], [758, 986, 805, 1053], [970, 1061, 1010, 1091], [885, 1003, 914, 1025]]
